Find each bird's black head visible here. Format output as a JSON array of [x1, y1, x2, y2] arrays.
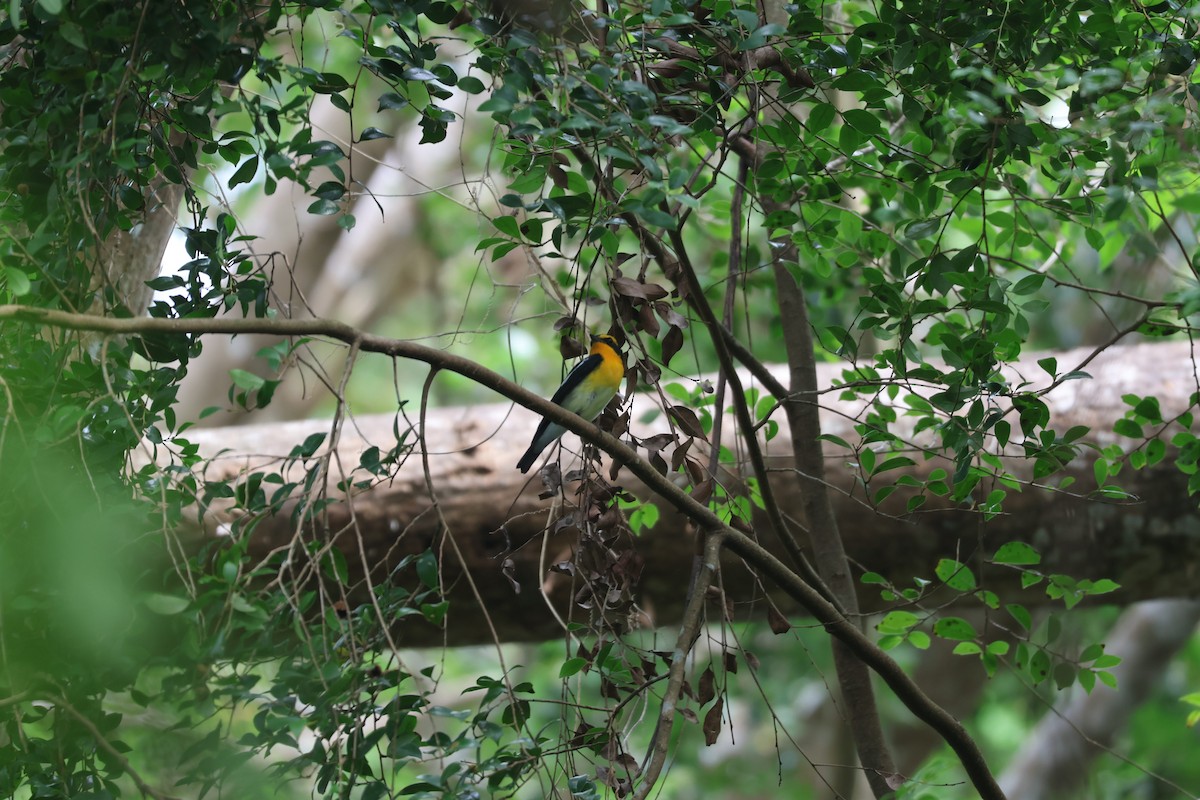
[[589, 333, 623, 354]]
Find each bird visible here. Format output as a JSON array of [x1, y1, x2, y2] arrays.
[[516, 332, 626, 473]]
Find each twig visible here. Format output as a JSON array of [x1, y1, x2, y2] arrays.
[[2, 304, 1008, 800], [48, 694, 182, 800], [664, 223, 838, 610], [633, 530, 725, 798], [770, 244, 900, 799]]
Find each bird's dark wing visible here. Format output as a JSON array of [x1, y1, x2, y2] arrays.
[[548, 353, 601, 406]]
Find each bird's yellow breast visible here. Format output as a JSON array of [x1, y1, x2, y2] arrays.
[[588, 339, 625, 390], [563, 339, 624, 420]]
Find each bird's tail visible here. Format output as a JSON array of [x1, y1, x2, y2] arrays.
[[516, 422, 564, 473], [516, 447, 539, 473]]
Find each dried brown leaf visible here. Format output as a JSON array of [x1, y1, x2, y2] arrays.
[[703, 696, 724, 746], [662, 325, 684, 366], [697, 665, 715, 706], [767, 603, 793, 635], [669, 405, 706, 439]]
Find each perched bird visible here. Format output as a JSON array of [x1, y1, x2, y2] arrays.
[[516, 333, 625, 473]]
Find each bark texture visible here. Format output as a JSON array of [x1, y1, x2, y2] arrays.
[[175, 340, 1200, 647], [998, 600, 1200, 799]]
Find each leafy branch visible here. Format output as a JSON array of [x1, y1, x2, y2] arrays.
[[0, 302, 1006, 798]]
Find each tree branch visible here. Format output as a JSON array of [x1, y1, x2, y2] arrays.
[[49, 695, 182, 800], [998, 600, 1200, 800], [1, 303, 1007, 800], [633, 530, 725, 798]]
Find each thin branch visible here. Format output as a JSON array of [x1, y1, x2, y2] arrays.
[[664, 223, 838, 610], [49, 695, 182, 800], [770, 250, 900, 799], [1, 304, 1007, 800], [721, 533, 1003, 799], [633, 530, 725, 798], [0, 690, 30, 708]]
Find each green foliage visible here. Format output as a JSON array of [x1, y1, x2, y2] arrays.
[[3, 0, 1200, 796]]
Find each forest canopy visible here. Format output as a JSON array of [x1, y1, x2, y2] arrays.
[[1, 0, 1199, 799]]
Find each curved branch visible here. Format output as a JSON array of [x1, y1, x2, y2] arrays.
[[633, 531, 725, 798], [49, 695, 182, 800], [663, 224, 836, 607], [0, 303, 1006, 800]]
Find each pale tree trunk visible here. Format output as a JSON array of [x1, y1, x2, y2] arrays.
[[999, 600, 1200, 799], [93, 178, 182, 315], [174, 94, 475, 422]]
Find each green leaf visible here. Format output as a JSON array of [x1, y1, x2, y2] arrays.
[[143, 593, 190, 615], [1093, 458, 1109, 487], [363, 782, 389, 800], [360, 127, 392, 141], [1029, 648, 1052, 684], [876, 610, 920, 634], [307, 198, 341, 216], [314, 181, 345, 200], [908, 630, 931, 649], [1113, 418, 1142, 438], [292, 432, 327, 458], [418, 600, 446, 624], [1006, 603, 1032, 630], [416, 549, 439, 590], [1053, 662, 1076, 689], [933, 617, 977, 641], [875, 456, 916, 473], [1012, 273, 1045, 295], [458, 76, 486, 94], [4, 266, 31, 296], [905, 218, 941, 240], [993, 541, 1040, 565], [229, 369, 265, 391], [994, 420, 1010, 448], [935, 559, 977, 591], [558, 657, 587, 678], [1132, 396, 1162, 423], [324, 548, 350, 584], [228, 155, 259, 189], [842, 108, 883, 135], [819, 433, 853, 449], [1085, 578, 1119, 595], [1062, 425, 1089, 443], [808, 103, 836, 132], [493, 215, 522, 238], [59, 20, 86, 48], [379, 92, 409, 111]]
